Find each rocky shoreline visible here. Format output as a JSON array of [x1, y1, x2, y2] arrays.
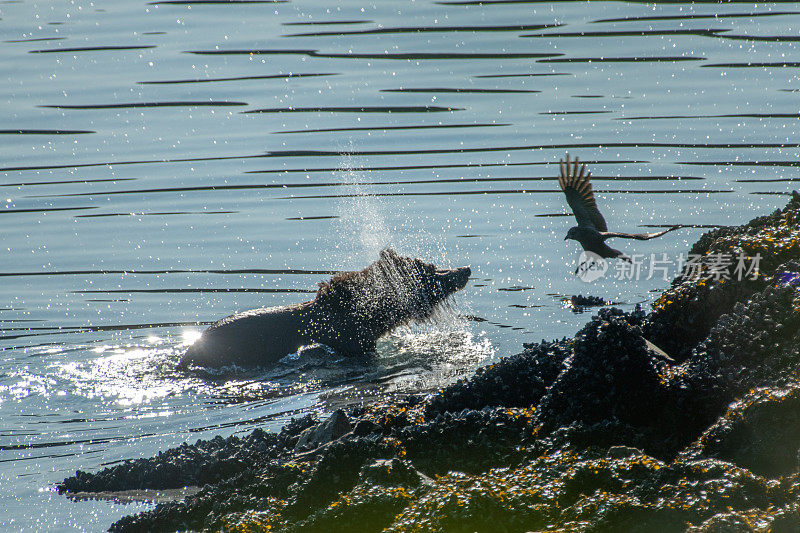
[[60, 194, 800, 532]]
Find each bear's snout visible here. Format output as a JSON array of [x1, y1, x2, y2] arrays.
[[437, 266, 471, 294]]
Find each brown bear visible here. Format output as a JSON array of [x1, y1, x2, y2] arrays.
[[178, 249, 471, 369]]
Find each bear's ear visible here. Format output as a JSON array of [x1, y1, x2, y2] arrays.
[[416, 258, 434, 272], [316, 280, 331, 298], [380, 248, 399, 261]]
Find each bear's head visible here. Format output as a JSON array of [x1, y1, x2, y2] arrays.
[[314, 249, 471, 346]]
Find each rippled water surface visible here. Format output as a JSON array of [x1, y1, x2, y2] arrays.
[[2, 1, 800, 530]]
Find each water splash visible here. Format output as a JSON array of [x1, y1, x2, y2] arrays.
[[328, 147, 479, 361], [333, 146, 393, 263], [376, 328, 494, 393]]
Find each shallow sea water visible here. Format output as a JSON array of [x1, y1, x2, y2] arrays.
[[2, 1, 799, 530]]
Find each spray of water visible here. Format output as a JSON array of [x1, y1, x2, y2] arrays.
[[333, 148, 392, 264], [329, 149, 483, 367]]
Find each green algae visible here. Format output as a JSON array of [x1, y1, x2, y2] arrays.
[[225, 445, 797, 533]]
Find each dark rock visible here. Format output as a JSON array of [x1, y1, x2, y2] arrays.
[[680, 386, 800, 478], [352, 419, 380, 437], [295, 409, 352, 451], [569, 293, 606, 312], [424, 338, 570, 418]]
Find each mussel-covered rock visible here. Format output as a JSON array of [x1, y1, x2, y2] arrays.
[[537, 309, 669, 432], [645, 191, 800, 361], [424, 338, 570, 418], [680, 385, 800, 478]]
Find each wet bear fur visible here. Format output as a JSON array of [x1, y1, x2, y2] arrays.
[[179, 249, 470, 369]]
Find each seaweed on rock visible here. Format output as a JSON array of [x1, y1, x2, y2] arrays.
[[645, 191, 800, 361], [680, 386, 800, 478]]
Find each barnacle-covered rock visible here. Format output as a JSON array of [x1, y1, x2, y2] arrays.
[[537, 308, 670, 433], [645, 191, 800, 360], [680, 386, 800, 478], [424, 338, 570, 417]]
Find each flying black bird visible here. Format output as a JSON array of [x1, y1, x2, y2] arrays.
[[558, 154, 679, 265]]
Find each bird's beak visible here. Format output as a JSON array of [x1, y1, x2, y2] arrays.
[[564, 236, 568, 241]]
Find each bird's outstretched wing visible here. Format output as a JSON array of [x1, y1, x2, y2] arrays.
[[558, 154, 608, 232], [601, 225, 681, 241]]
